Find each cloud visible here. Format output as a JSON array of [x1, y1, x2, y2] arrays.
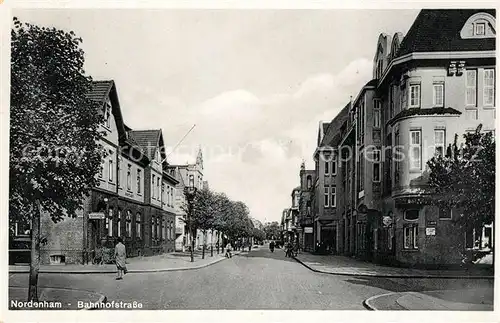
[[125, 57, 373, 223]]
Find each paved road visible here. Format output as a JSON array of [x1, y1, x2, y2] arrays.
[[8, 247, 493, 310]]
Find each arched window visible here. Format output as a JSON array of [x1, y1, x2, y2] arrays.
[[404, 209, 419, 221], [136, 213, 141, 238], [126, 210, 132, 237], [106, 208, 114, 237], [117, 209, 122, 237]]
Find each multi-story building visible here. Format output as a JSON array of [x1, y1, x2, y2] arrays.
[[310, 9, 495, 267], [169, 150, 219, 251], [298, 161, 316, 251], [31, 80, 179, 264]]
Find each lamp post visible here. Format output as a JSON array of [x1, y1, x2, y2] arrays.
[[184, 177, 197, 263]]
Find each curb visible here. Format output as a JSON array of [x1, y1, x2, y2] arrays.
[[9, 253, 244, 275], [363, 292, 401, 311], [292, 256, 494, 279]]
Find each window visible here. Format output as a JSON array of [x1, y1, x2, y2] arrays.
[[372, 149, 381, 182], [390, 85, 396, 118], [14, 220, 31, 236], [126, 210, 131, 237], [466, 70, 477, 106], [157, 218, 161, 240], [157, 178, 161, 201], [117, 160, 121, 188], [403, 224, 418, 249], [152, 175, 156, 199], [324, 186, 329, 207], [332, 160, 337, 175], [306, 176, 312, 189], [108, 158, 113, 182], [374, 229, 379, 250], [404, 209, 419, 221], [400, 85, 408, 110], [152, 217, 156, 240], [434, 130, 446, 157], [331, 187, 336, 207], [137, 169, 141, 194], [410, 130, 422, 170], [439, 207, 452, 220], [394, 131, 400, 184], [324, 160, 330, 175], [127, 164, 132, 190], [136, 213, 141, 238], [433, 83, 444, 107], [409, 84, 420, 108], [162, 220, 166, 240], [117, 209, 121, 237], [171, 188, 174, 206], [373, 100, 381, 128], [475, 23, 485, 35], [484, 69, 495, 106], [107, 208, 113, 237], [104, 101, 111, 128], [99, 164, 103, 178], [359, 152, 364, 192]]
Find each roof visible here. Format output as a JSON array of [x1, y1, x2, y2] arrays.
[[396, 9, 496, 58], [128, 130, 161, 160], [389, 107, 461, 126], [322, 122, 331, 135], [321, 102, 351, 147], [87, 80, 114, 104]]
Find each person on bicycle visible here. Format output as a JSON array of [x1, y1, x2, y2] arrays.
[[225, 242, 233, 258]]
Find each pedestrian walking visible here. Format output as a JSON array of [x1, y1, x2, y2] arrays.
[[269, 240, 275, 252], [114, 237, 127, 280], [225, 242, 233, 258]]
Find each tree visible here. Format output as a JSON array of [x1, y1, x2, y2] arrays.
[[427, 124, 495, 256], [10, 18, 104, 301], [190, 188, 216, 259], [263, 222, 281, 240]]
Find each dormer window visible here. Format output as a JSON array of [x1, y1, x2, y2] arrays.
[[475, 23, 486, 36], [460, 13, 496, 39]]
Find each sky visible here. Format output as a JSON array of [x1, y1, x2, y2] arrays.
[[14, 8, 420, 223]]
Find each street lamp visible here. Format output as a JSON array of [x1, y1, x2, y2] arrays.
[[184, 177, 197, 263]]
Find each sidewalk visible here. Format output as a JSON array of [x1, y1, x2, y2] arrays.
[[9, 250, 246, 274], [293, 253, 494, 278], [9, 286, 106, 310], [364, 287, 493, 310]]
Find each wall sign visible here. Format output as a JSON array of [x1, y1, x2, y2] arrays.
[[382, 216, 393, 227], [89, 212, 105, 220], [426, 220, 437, 226], [426, 227, 436, 236], [304, 227, 313, 234]]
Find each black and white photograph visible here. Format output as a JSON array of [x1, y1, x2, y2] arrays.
[[2, 1, 497, 320]]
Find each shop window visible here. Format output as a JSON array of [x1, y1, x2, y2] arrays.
[[117, 209, 122, 237], [403, 224, 418, 249], [136, 213, 141, 238], [106, 208, 113, 237], [404, 209, 419, 221], [439, 207, 452, 220], [126, 210, 132, 237]]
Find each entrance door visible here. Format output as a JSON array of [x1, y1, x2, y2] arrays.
[[88, 220, 100, 263]]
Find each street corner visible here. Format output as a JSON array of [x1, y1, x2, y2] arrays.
[[9, 286, 107, 310]]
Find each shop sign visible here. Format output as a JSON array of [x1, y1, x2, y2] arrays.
[[395, 196, 428, 207], [426, 227, 436, 236], [304, 227, 313, 234], [89, 212, 105, 220], [426, 220, 437, 226]]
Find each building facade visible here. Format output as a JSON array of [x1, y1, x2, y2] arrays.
[[306, 9, 495, 266], [14, 80, 180, 265], [169, 150, 219, 252]]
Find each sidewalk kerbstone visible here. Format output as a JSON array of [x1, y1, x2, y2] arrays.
[[293, 253, 494, 279], [9, 251, 246, 274]]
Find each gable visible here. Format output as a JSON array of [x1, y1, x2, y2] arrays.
[[460, 12, 496, 39]]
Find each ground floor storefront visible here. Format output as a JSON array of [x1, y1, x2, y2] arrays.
[[37, 189, 176, 265], [308, 196, 494, 268]]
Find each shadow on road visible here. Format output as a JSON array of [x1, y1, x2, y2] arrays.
[[240, 248, 299, 264]]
